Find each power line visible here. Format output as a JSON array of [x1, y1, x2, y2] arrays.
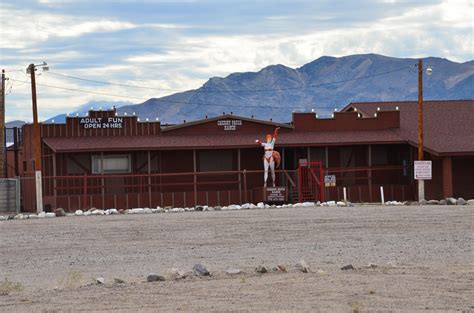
[[44, 71, 185, 92], [8, 64, 414, 109], [7, 78, 307, 109], [44, 65, 413, 93]]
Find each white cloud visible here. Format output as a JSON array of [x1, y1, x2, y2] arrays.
[[0, 7, 135, 49], [3, 0, 473, 122]]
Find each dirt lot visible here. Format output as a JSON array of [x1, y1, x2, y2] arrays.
[[0, 205, 473, 312]]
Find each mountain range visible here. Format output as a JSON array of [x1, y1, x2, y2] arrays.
[[18, 54, 474, 125]]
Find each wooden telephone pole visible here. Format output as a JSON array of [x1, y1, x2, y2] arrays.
[[29, 64, 42, 173], [0, 70, 5, 178], [28, 63, 43, 212]]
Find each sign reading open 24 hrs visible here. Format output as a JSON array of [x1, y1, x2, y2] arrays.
[[217, 120, 242, 131], [80, 117, 123, 129]]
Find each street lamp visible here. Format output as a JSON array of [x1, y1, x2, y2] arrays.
[[417, 59, 432, 202]]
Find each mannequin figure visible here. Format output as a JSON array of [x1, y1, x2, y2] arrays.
[[256, 127, 281, 187]]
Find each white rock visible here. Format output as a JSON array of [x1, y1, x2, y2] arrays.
[[168, 268, 187, 280], [303, 202, 315, 207], [14, 214, 26, 220], [337, 201, 346, 207], [226, 268, 242, 275], [367, 263, 378, 269], [326, 201, 336, 206], [74, 210, 84, 216], [249, 203, 257, 209], [295, 259, 310, 273], [257, 202, 265, 209], [467, 199, 474, 205], [38, 212, 46, 218], [108, 209, 119, 215], [170, 208, 181, 212], [83, 211, 91, 216], [264, 204, 270, 209], [130, 208, 144, 214], [28, 214, 39, 219], [221, 206, 228, 210], [446, 197, 457, 205], [91, 209, 105, 215], [96, 277, 105, 284], [143, 208, 153, 214], [241, 203, 251, 209], [45, 212, 56, 218], [0, 216, 7, 221], [227, 205, 238, 210]]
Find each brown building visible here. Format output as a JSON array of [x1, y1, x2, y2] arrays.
[[7, 99, 474, 212]]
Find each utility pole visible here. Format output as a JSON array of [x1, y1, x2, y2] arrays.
[[28, 63, 43, 213], [417, 59, 425, 201], [0, 69, 5, 178], [29, 64, 42, 172]]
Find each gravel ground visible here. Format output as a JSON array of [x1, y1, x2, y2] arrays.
[[0, 205, 473, 312]]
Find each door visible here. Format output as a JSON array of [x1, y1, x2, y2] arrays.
[[298, 161, 324, 203]]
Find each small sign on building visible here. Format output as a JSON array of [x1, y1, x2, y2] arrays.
[[266, 187, 287, 202], [298, 159, 308, 167], [324, 175, 336, 187], [414, 160, 432, 180]]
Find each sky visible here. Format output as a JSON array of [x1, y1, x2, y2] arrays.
[[1, 0, 473, 122]]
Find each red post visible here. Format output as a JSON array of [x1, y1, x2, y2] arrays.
[[83, 174, 87, 209], [243, 170, 247, 203], [319, 163, 324, 202], [298, 166, 302, 203], [238, 172, 242, 204], [193, 172, 197, 206]]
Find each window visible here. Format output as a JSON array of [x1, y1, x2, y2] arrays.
[[198, 150, 234, 172], [92, 154, 131, 174]]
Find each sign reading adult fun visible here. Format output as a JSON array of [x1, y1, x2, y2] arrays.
[[80, 117, 123, 129], [414, 160, 432, 180]]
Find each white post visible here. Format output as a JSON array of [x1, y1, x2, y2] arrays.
[[35, 170, 43, 213], [343, 187, 347, 202], [418, 179, 425, 202], [380, 186, 385, 205]]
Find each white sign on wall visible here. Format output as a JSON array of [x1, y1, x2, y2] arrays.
[[414, 160, 432, 180], [217, 119, 242, 131], [80, 117, 123, 129]]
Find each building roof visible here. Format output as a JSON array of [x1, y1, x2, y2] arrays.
[[161, 114, 293, 132], [342, 99, 474, 156], [43, 129, 405, 153], [40, 99, 473, 155]]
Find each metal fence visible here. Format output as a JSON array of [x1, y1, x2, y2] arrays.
[[0, 178, 20, 213]]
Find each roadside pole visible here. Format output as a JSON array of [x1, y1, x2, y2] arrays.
[[29, 63, 43, 213], [417, 59, 425, 202]]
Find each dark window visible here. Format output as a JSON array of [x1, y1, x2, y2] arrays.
[[198, 150, 233, 172]]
